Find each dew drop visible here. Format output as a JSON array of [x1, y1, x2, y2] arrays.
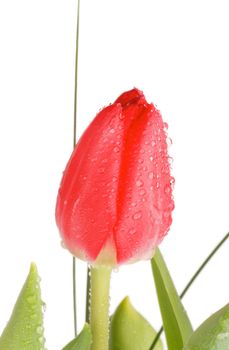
[[149, 156, 153, 161], [131, 202, 137, 207], [168, 157, 173, 165], [151, 141, 156, 147], [138, 159, 144, 164], [27, 295, 36, 304], [167, 137, 172, 146], [36, 326, 43, 335], [38, 336, 44, 344], [129, 228, 136, 235], [136, 180, 143, 187], [112, 176, 118, 182], [164, 184, 171, 194], [133, 211, 142, 220], [164, 211, 170, 218], [148, 172, 154, 179], [60, 240, 66, 249], [113, 146, 120, 153], [139, 189, 145, 196], [109, 128, 115, 133], [42, 302, 47, 312]]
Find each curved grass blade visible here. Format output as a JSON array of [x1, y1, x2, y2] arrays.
[[151, 248, 193, 350], [110, 296, 163, 350], [62, 323, 92, 350], [72, 0, 81, 337], [183, 303, 229, 350], [0, 263, 46, 350]]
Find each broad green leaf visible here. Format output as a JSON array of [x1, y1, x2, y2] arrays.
[[0, 263, 46, 350], [62, 324, 92, 350], [151, 248, 193, 350], [183, 303, 229, 350], [109, 296, 163, 350]]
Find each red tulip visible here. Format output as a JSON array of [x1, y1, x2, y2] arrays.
[[56, 88, 174, 266]]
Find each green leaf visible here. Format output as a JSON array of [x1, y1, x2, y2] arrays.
[[0, 263, 46, 350], [151, 248, 193, 350], [109, 296, 163, 350], [183, 303, 229, 350], [62, 324, 92, 350]]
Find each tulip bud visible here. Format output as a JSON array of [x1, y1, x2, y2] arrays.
[[56, 88, 174, 266]]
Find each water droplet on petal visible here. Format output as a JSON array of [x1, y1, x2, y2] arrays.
[[129, 228, 136, 234], [131, 202, 137, 207], [164, 184, 171, 194], [98, 167, 105, 173], [60, 240, 67, 249], [151, 141, 156, 147], [109, 128, 115, 133], [139, 189, 145, 196], [136, 180, 143, 187], [148, 172, 154, 179], [133, 211, 142, 220], [113, 146, 120, 153]]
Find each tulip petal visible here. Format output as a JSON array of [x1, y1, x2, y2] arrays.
[[113, 90, 174, 263], [56, 88, 174, 265], [57, 104, 125, 263]]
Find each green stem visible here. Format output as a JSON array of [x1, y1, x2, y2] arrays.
[[90, 266, 112, 350], [149, 232, 229, 350]]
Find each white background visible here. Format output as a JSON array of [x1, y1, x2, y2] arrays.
[[0, 0, 229, 349]]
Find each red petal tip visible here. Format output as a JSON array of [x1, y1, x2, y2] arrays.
[[115, 88, 145, 108]]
